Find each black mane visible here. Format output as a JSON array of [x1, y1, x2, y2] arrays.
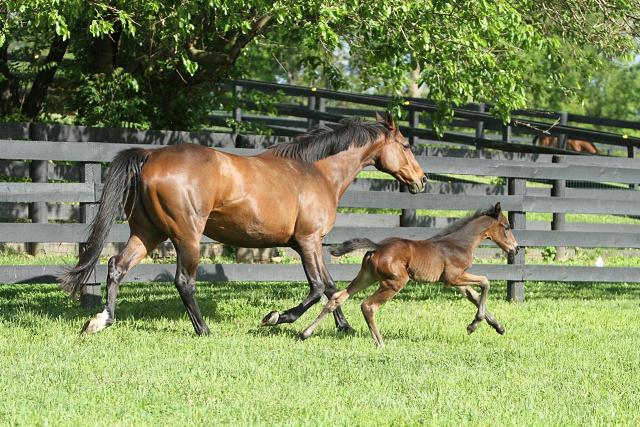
[[268, 118, 390, 163], [430, 205, 496, 239]]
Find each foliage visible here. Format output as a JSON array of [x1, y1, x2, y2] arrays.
[[0, 1, 638, 128], [75, 68, 149, 128]]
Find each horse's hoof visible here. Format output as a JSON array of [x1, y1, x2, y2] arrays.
[[261, 311, 280, 326], [80, 309, 110, 335], [467, 323, 477, 335], [337, 324, 355, 334], [496, 326, 505, 335]]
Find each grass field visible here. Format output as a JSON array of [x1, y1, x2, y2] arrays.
[[1, 278, 640, 425]]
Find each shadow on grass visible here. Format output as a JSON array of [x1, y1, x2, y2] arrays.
[[1, 280, 639, 333]]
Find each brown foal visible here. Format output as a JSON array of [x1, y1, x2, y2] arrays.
[[299, 202, 519, 346], [59, 112, 426, 335]]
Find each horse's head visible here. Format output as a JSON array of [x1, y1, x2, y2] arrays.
[[484, 202, 519, 257], [373, 112, 426, 194]]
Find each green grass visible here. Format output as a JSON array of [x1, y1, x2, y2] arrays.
[[1, 279, 640, 425]]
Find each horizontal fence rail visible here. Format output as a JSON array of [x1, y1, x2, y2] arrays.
[[2, 264, 639, 285]]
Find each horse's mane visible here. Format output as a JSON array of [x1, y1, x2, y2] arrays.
[[430, 205, 496, 239], [268, 118, 390, 163]]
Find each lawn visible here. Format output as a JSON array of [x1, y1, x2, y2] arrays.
[[1, 279, 639, 425]]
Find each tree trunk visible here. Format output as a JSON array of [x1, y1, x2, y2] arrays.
[[0, 41, 16, 115], [87, 26, 121, 73], [21, 35, 69, 118]]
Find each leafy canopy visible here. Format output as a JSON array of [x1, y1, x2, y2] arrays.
[[0, 0, 638, 128]]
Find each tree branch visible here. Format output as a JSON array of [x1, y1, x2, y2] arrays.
[[22, 34, 69, 118], [185, 14, 272, 84]]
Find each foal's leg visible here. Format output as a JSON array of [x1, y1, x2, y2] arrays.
[[453, 272, 491, 334], [262, 237, 339, 327], [299, 265, 376, 340], [173, 239, 210, 336], [455, 286, 505, 335], [361, 278, 407, 347], [81, 231, 164, 334]]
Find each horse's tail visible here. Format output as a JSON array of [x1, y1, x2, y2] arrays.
[[329, 238, 379, 257], [58, 148, 149, 299]]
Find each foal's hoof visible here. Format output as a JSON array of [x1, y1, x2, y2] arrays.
[[466, 323, 478, 335], [80, 309, 110, 335], [297, 331, 311, 341], [261, 311, 280, 326], [495, 326, 505, 335]]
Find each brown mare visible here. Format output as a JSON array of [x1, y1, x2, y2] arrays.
[[299, 202, 519, 347], [58, 112, 426, 335], [535, 134, 598, 154]]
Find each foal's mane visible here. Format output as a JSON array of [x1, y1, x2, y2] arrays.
[[431, 206, 496, 239], [268, 118, 391, 163]]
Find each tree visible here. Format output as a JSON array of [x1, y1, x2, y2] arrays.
[[1, 0, 638, 128]]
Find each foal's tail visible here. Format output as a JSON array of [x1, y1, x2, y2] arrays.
[[58, 148, 149, 299], [329, 238, 379, 257]]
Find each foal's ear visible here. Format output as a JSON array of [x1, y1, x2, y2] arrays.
[[492, 202, 502, 218]]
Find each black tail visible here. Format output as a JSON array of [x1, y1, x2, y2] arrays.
[[58, 148, 149, 299], [329, 238, 379, 257]]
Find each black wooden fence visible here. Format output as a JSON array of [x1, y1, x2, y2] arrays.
[[1, 123, 639, 306], [214, 79, 640, 158], [1, 79, 640, 305]]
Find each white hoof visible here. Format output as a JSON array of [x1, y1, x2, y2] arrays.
[[80, 309, 110, 335]]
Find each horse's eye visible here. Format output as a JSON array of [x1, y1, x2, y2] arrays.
[[402, 144, 411, 149]]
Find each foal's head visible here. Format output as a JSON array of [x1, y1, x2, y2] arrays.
[[373, 112, 426, 194], [483, 202, 519, 256]]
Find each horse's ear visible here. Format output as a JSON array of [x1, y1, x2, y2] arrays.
[[375, 112, 384, 122], [383, 112, 396, 131], [493, 202, 502, 218]]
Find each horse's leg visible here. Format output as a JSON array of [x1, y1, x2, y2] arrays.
[[318, 256, 353, 333], [361, 279, 406, 347], [455, 286, 505, 335], [452, 272, 491, 334], [81, 231, 164, 334], [261, 238, 327, 326], [173, 239, 210, 336], [299, 265, 376, 340]]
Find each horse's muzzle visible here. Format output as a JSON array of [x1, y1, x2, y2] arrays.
[[408, 175, 428, 194]]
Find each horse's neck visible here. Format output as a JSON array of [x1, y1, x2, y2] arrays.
[[314, 145, 377, 201], [434, 217, 490, 255]]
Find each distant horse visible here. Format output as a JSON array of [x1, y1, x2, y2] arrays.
[[299, 202, 519, 347], [535, 134, 598, 154], [59, 112, 427, 335]]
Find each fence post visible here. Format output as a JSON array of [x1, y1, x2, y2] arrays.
[[407, 108, 419, 146], [558, 111, 568, 150], [316, 94, 325, 128], [27, 123, 48, 256], [474, 103, 485, 140], [551, 155, 566, 260], [507, 177, 526, 302], [400, 108, 419, 227], [307, 91, 317, 130], [628, 145, 636, 190], [79, 162, 102, 308], [504, 123, 525, 301]]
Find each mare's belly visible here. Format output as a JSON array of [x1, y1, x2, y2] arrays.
[[204, 203, 296, 248]]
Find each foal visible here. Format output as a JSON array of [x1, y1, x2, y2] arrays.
[[299, 202, 519, 346]]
